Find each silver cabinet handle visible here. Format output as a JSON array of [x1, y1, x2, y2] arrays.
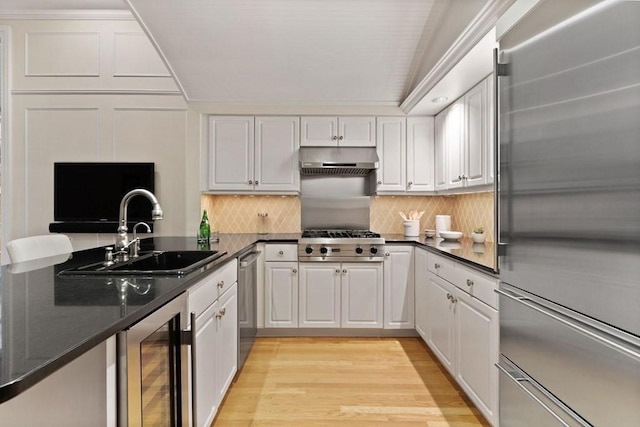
[[377, 181, 382, 185], [249, 179, 253, 184], [335, 268, 341, 274], [255, 180, 259, 185], [292, 268, 297, 274], [332, 135, 338, 140], [217, 280, 224, 288], [434, 263, 440, 269], [385, 252, 390, 257], [216, 307, 226, 319], [466, 279, 474, 287], [408, 181, 413, 186], [446, 293, 452, 300], [342, 268, 347, 274], [338, 135, 344, 140], [279, 250, 284, 255]]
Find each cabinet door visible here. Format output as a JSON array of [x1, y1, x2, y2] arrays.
[[413, 248, 429, 341], [300, 116, 338, 146], [298, 262, 341, 328], [255, 116, 300, 192], [341, 263, 383, 328], [339, 116, 376, 146], [464, 80, 487, 186], [193, 300, 220, 427], [264, 262, 299, 327], [216, 284, 238, 405], [434, 112, 448, 191], [376, 117, 406, 192], [446, 101, 465, 189], [208, 116, 254, 190], [485, 74, 495, 185], [406, 117, 435, 192], [426, 274, 455, 374], [455, 289, 499, 426], [383, 246, 414, 329]]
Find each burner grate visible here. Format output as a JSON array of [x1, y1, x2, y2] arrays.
[[301, 229, 381, 239]]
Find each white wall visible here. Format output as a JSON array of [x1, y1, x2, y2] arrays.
[[1, 16, 188, 252]]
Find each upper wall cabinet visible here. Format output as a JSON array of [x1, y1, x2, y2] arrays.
[[300, 116, 376, 147], [435, 76, 494, 192], [376, 117, 434, 193], [208, 116, 300, 193]]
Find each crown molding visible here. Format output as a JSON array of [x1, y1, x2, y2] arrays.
[[0, 9, 134, 20], [400, 0, 514, 114]]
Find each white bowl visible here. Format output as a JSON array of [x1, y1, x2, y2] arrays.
[[425, 229, 436, 238], [440, 231, 463, 241]]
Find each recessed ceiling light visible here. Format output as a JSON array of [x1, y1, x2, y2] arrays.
[[431, 96, 449, 103]]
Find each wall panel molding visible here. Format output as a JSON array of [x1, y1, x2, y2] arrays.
[[25, 32, 101, 77]]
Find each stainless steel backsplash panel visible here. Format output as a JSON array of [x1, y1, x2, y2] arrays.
[[301, 175, 372, 230]]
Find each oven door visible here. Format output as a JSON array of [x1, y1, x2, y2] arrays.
[[118, 293, 190, 426]]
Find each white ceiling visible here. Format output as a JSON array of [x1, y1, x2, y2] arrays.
[[0, 0, 510, 111]]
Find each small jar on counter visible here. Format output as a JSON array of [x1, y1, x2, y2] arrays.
[[257, 212, 269, 235]]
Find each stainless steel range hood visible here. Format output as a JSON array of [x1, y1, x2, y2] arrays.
[[299, 147, 379, 176]]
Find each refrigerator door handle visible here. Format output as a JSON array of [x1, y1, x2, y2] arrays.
[[496, 288, 640, 361], [496, 362, 589, 427]]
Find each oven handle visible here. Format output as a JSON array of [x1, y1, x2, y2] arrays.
[[181, 312, 197, 426]]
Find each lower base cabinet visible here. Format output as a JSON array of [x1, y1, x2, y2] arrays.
[[264, 261, 299, 327], [425, 265, 498, 426], [298, 262, 383, 328], [189, 260, 238, 427]]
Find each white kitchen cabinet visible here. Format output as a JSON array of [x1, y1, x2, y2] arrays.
[[426, 274, 456, 374], [414, 247, 429, 341], [446, 99, 466, 189], [208, 116, 254, 191], [341, 262, 384, 328], [425, 251, 499, 426], [383, 245, 414, 329], [264, 261, 299, 327], [299, 263, 341, 328], [298, 262, 383, 328], [300, 116, 375, 147], [406, 117, 435, 192], [216, 283, 238, 405], [376, 117, 406, 192], [188, 259, 238, 427], [434, 112, 448, 191], [462, 79, 487, 187], [455, 287, 499, 426], [208, 115, 299, 192]]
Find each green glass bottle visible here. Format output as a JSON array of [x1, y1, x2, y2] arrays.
[[198, 210, 211, 243]]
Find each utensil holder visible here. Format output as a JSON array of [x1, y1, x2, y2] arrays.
[[403, 220, 420, 237]]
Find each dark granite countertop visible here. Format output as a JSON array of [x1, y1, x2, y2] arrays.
[[0, 234, 297, 403], [0, 232, 492, 403]]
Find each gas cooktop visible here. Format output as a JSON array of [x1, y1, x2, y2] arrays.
[[301, 229, 381, 239]]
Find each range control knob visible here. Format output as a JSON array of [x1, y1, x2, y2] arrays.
[[355, 247, 364, 254], [320, 246, 329, 255], [305, 246, 313, 254], [370, 246, 378, 255]]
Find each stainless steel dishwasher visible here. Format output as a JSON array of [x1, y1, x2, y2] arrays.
[[237, 247, 260, 370]]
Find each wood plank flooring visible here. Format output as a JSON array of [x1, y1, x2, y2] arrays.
[[213, 337, 489, 426]]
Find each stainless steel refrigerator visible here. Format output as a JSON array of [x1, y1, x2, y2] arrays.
[[496, 0, 640, 425]]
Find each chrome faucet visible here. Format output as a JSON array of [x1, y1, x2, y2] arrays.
[[114, 189, 163, 261]]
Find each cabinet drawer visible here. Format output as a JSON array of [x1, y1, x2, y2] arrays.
[[454, 263, 498, 309], [189, 259, 238, 318], [427, 252, 456, 283], [265, 244, 297, 261]]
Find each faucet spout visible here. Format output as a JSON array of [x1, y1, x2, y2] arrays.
[[115, 189, 163, 253]]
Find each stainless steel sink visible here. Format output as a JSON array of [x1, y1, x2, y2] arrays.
[[59, 250, 226, 276]]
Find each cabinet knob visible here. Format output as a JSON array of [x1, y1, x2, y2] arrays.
[[466, 279, 474, 287], [458, 175, 462, 180], [332, 135, 338, 140], [249, 179, 253, 184], [217, 280, 224, 288], [255, 180, 259, 185], [279, 250, 284, 255], [216, 307, 227, 318], [408, 181, 413, 186], [446, 293, 452, 300], [385, 252, 390, 257], [377, 181, 382, 185], [336, 268, 341, 274], [338, 135, 344, 141], [434, 263, 440, 269], [292, 268, 297, 274], [342, 268, 347, 274]]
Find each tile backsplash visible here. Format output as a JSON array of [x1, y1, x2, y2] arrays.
[[201, 191, 494, 241]]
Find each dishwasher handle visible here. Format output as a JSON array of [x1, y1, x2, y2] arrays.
[[239, 251, 261, 268]]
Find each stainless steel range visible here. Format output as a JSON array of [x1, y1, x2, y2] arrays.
[[298, 229, 385, 262]]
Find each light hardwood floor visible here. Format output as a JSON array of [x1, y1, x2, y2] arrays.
[[213, 337, 490, 426]]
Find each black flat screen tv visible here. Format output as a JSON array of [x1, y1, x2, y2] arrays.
[[52, 162, 155, 231]]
